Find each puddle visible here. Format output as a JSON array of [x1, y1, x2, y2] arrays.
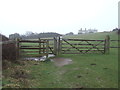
[[23, 54, 55, 61], [51, 58, 72, 67], [23, 55, 72, 67]]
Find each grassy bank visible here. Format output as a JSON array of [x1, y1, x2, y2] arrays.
[[2, 31, 118, 88]]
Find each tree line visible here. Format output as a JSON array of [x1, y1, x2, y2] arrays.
[[9, 32, 62, 39]]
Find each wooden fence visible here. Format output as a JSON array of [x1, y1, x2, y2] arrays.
[[16, 35, 119, 58], [1, 35, 119, 60], [17, 39, 49, 58]]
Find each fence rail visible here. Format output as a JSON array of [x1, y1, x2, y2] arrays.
[[110, 40, 120, 41], [66, 39, 105, 41]]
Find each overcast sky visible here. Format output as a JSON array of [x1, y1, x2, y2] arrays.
[[0, 0, 119, 37]]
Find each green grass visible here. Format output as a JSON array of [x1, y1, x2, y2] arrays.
[[2, 31, 119, 88], [63, 31, 118, 40]]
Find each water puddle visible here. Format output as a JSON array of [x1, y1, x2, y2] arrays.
[[51, 58, 72, 67], [23, 54, 55, 61], [23, 54, 72, 67]]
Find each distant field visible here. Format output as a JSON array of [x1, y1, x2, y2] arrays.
[[2, 31, 119, 88], [63, 31, 118, 40]]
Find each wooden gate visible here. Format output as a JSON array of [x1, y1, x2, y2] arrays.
[[54, 35, 110, 54], [17, 39, 49, 58], [61, 39, 106, 54]]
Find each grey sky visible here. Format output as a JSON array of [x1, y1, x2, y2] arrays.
[[0, 0, 119, 37]]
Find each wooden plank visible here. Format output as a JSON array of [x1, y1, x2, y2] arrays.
[[48, 52, 54, 54], [62, 47, 104, 49], [21, 46, 39, 47], [54, 37, 57, 55], [46, 40, 49, 58], [20, 47, 46, 49], [43, 40, 45, 53], [19, 40, 47, 43], [65, 39, 105, 41], [58, 36, 62, 55], [21, 51, 39, 53], [62, 50, 104, 51], [39, 38, 41, 54], [40, 39, 54, 41], [62, 43, 104, 46], [110, 40, 120, 41], [104, 35, 110, 54], [110, 47, 120, 48], [62, 51, 104, 54], [48, 46, 54, 54]]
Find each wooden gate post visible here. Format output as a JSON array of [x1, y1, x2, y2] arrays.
[[54, 36, 62, 55], [15, 38, 20, 59], [58, 36, 62, 55], [104, 35, 110, 54], [39, 38, 41, 54], [54, 37, 57, 55], [46, 40, 49, 59]]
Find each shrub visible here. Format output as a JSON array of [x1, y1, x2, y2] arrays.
[[2, 42, 17, 61], [1, 34, 19, 61], [1, 34, 19, 70]]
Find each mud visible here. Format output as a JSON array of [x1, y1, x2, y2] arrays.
[[51, 58, 72, 67]]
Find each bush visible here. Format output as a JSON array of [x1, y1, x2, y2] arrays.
[[1, 34, 19, 61], [2, 60, 12, 69], [2, 42, 17, 60], [1, 34, 19, 70]]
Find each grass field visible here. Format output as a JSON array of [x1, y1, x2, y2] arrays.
[[2, 31, 119, 88]]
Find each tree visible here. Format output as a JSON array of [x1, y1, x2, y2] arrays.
[[25, 31, 34, 36], [66, 32, 74, 35]]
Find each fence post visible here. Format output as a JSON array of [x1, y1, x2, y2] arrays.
[[43, 40, 45, 54], [58, 36, 62, 55], [15, 38, 19, 59], [46, 40, 49, 59], [54, 37, 57, 55], [104, 35, 110, 54], [39, 38, 41, 55]]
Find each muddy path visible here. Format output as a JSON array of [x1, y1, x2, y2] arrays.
[[51, 58, 73, 67]]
